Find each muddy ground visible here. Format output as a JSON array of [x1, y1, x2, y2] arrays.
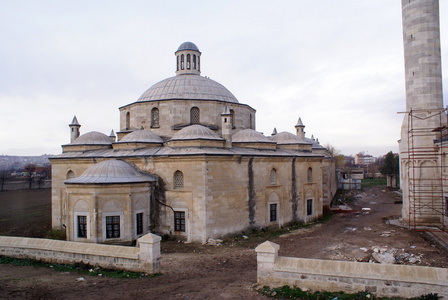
[[0, 187, 447, 299]]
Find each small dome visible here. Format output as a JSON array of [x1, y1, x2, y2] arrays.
[[232, 129, 273, 143], [119, 130, 163, 143], [72, 131, 112, 145], [271, 131, 310, 145], [137, 75, 239, 103], [170, 125, 224, 141], [176, 42, 200, 52], [65, 160, 156, 184]]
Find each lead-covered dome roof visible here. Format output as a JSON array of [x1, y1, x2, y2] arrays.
[[65, 160, 156, 184], [170, 125, 224, 141], [232, 129, 274, 143], [118, 129, 163, 143], [137, 75, 239, 103], [72, 131, 112, 145], [176, 42, 200, 52], [271, 131, 310, 145]]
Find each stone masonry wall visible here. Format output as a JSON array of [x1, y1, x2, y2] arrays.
[[256, 241, 448, 298], [0, 233, 161, 274]]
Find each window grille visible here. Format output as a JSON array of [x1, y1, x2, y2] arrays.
[[174, 171, 184, 189], [77, 215, 87, 238], [136, 213, 143, 235], [106, 216, 120, 239], [190, 107, 200, 124], [270, 169, 276, 185], [307, 167, 312, 183], [151, 108, 159, 127], [174, 211, 185, 232], [270, 203, 277, 222]]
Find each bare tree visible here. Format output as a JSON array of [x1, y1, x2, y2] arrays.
[[24, 164, 36, 189]]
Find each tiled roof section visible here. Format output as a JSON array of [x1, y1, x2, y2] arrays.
[[137, 74, 239, 103], [232, 129, 275, 143], [71, 131, 112, 145], [64, 160, 156, 184], [170, 125, 224, 141], [305, 137, 326, 150], [176, 42, 200, 52], [118, 130, 163, 143], [271, 131, 311, 145]]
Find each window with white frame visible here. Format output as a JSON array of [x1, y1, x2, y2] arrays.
[[106, 215, 120, 239], [77, 215, 87, 238], [306, 199, 313, 216], [174, 211, 185, 232]]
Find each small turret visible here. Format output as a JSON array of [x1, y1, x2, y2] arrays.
[[295, 117, 305, 139], [69, 116, 81, 143], [221, 104, 232, 148], [109, 130, 116, 143]]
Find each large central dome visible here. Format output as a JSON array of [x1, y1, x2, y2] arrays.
[[137, 42, 238, 104], [137, 75, 239, 103]]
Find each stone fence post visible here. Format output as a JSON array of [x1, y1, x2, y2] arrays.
[[137, 233, 161, 274], [255, 240, 279, 285]]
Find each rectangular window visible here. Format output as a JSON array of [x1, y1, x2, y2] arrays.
[[307, 199, 313, 216], [270, 203, 277, 222], [174, 211, 185, 232], [136, 212, 143, 235], [77, 215, 87, 238], [106, 216, 120, 239]]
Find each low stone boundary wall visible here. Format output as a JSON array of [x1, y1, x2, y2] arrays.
[[255, 241, 448, 298], [0, 233, 161, 274]]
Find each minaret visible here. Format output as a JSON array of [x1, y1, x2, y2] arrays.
[[69, 116, 81, 143], [271, 127, 277, 136], [399, 0, 446, 225], [221, 104, 232, 148], [295, 118, 305, 139], [175, 42, 201, 76]]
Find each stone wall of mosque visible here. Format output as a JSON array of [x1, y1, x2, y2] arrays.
[[118, 100, 256, 140], [51, 153, 330, 243]]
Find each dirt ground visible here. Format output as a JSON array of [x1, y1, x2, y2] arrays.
[[0, 187, 447, 299]]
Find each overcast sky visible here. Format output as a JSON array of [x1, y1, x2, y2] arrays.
[[1, 1, 447, 157]]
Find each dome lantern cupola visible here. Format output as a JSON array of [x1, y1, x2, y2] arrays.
[[175, 42, 201, 76]]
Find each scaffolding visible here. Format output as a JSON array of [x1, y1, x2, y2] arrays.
[[402, 108, 448, 232]]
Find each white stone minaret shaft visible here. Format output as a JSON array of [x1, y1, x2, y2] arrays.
[[400, 0, 445, 224]]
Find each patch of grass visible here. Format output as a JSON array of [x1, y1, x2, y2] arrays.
[[0, 256, 161, 279], [45, 229, 66, 240], [362, 178, 387, 188], [257, 285, 439, 300]]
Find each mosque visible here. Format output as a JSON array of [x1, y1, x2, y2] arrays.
[[50, 42, 337, 243]]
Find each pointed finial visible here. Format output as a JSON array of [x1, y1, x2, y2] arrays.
[[295, 117, 304, 127], [109, 129, 116, 143], [70, 115, 80, 126], [221, 104, 231, 115], [271, 127, 277, 136], [311, 134, 315, 141], [316, 138, 319, 144]]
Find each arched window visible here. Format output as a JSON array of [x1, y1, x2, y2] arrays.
[[190, 107, 200, 124], [66, 170, 75, 179], [125, 112, 130, 130], [307, 167, 312, 183], [193, 55, 196, 69], [181, 54, 184, 70], [151, 107, 159, 128], [230, 109, 235, 129], [249, 114, 253, 129], [187, 54, 191, 69], [270, 168, 276, 185], [176, 55, 179, 71], [174, 170, 184, 189], [198, 56, 200, 72]]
